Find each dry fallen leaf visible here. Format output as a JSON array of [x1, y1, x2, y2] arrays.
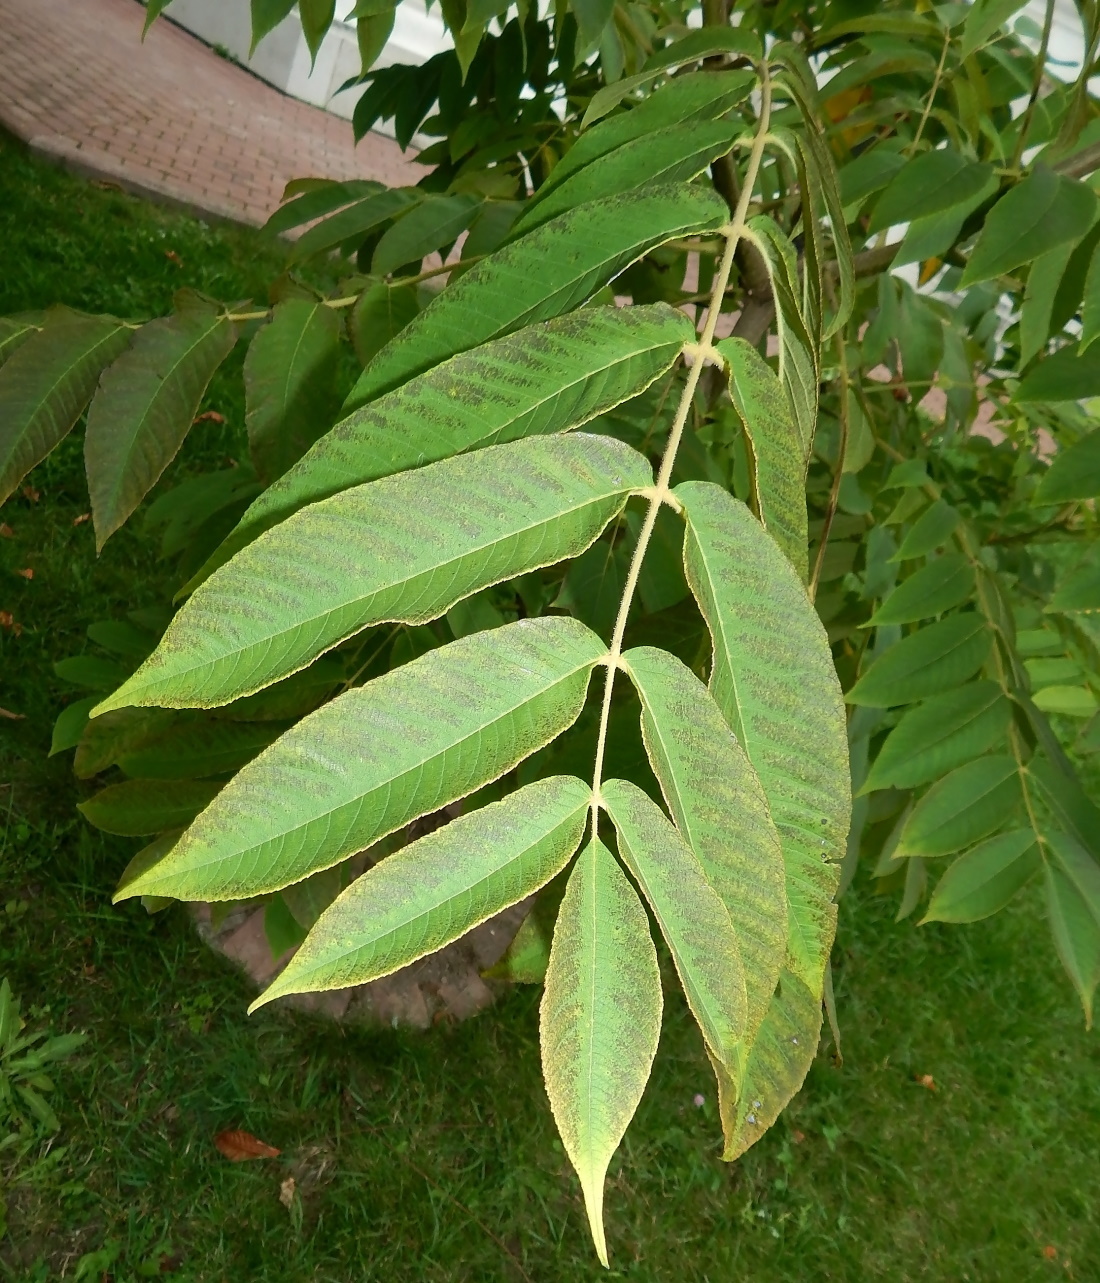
[[1042, 1245, 1058, 1260], [0, 707, 26, 721], [0, 523, 13, 538], [791, 1130, 806, 1145], [22, 486, 40, 503], [214, 1129, 281, 1161], [72, 512, 91, 527], [165, 249, 184, 265], [916, 1074, 937, 1092], [279, 1176, 297, 1210], [0, 611, 23, 636], [14, 568, 33, 580], [193, 410, 226, 425]]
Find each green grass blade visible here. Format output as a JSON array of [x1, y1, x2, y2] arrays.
[[243, 299, 342, 484], [96, 433, 649, 712], [84, 296, 236, 549], [602, 778, 747, 1067], [113, 618, 606, 902], [250, 775, 592, 1007], [620, 646, 786, 1047], [540, 838, 662, 1268], [344, 185, 728, 410], [676, 482, 849, 1002], [0, 307, 131, 508], [715, 336, 808, 579], [188, 305, 692, 586]]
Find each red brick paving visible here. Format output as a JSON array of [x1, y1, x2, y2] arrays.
[[0, 0, 420, 226]]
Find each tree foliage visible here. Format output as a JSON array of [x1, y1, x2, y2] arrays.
[[7, 0, 1100, 1264]]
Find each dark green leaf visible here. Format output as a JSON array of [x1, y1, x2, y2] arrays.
[[0, 308, 131, 509], [868, 555, 975, 626], [244, 299, 342, 484], [350, 281, 421, 368], [922, 829, 1039, 924], [299, 0, 336, 61], [1016, 344, 1100, 403], [84, 296, 236, 548], [289, 189, 418, 263], [892, 500, 960, 560], [372, 194, 482, 275], [49, 697, 100, 756], [1033, 429, 1100, 501], [847, 614, 991, 707], [897, 756, 1021, 858], [862, 682, 1011, 793], [869, 153, 996, 234], [78, 778, 220, 836], [250, 0, 297, 53]]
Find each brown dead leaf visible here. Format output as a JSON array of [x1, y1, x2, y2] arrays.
[[0, 523, 12, 538], [193, 410, 226, 425], [279, 1176, 297, 1210], [0, 611, 22, 636], [0, 707, 26, 720], [1042, 1245, 1058, 1260], [165, 249, 184, 266], [916, 1074, 937, 1092], [791, 1130, 806, 1145], [72, 512, 91, 527], [14, 568, 33, 580], [214, 1129, 281, 1161], [919, 257, 943, 287], [22, 486, 40, 503]]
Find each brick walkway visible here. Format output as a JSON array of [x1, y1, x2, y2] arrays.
[[0, 0, 420, 226]]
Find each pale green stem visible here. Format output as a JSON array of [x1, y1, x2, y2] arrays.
[[587, 66, 775, 835]]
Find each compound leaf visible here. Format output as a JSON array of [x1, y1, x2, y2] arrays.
[[97, 433, 649, 712]]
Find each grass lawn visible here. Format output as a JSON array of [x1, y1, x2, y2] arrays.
[[2, 131, 1099, 1282]]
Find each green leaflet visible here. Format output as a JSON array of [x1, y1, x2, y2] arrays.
[[847, 614, 992, 707], [249, 774, 591, 1005], [620, 646, 786, 1043], [837, 145, 906, 208], [113, 618, 605, 902], [1048, 547, 1100, 613], [892, 500, 960, 560], [711, 969, 821, 1161], [962, 169, 1097, 287], [862, 682, 1011, 793], [261, 179, 381, 236], [344, 185, 728, 410], [0, 307, 131, 509], [602, 778, 747, 1069], [868, 152, 996, 234], [715, 337, 807, 580], [114, 718, 287, 780], [0, 314, 41, 369], [243, 299, 342, 484], [84, 297, 237, 549], [250, 0, 297, 54], [50, 697, 100, 756], [536, 71, 755, 204], [74, 708, 175, 779], [1016, 343, 1100, 402], [349, 280, 420, 368], [960, 0, 1028, 58], [97, 433, 649, 712], [509, 121, 743, 237], [78, 778, 221, 837], [921, 829, 1039, 924], [896, 756, 1022, 858], [1033, 429, 1100, 503], [540, 838, 661, 1268], [676, 483, 848, 1001], [188, 306, 692, 585], [371, 194, 481, 275], [288, 188, 418, 263], [1044, 829, 1100, 1025], [868, 555, 975, 626], [1020, 240, 1079, 368], [743, 217, 819, 455]]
